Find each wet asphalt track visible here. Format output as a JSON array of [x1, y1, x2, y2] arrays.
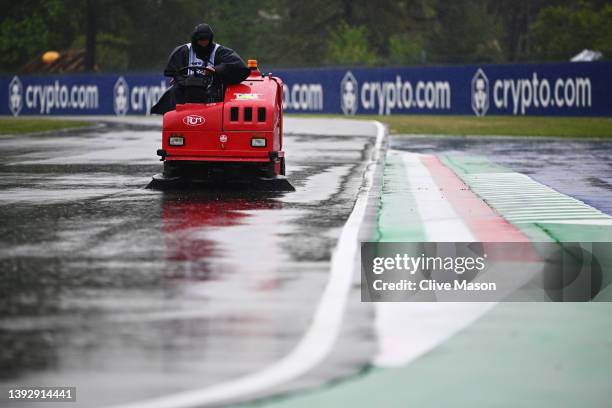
[[0, 118, 378, 407], [2, 118, 611, 408]]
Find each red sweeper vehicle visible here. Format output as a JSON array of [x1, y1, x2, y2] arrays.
[[149, 59, 294, 191]]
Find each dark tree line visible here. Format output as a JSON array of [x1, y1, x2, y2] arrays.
[[0, 0, 610, 73]]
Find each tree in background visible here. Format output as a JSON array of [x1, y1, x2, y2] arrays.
[[324, 23, 380, 66], [269, 0, 345, 66], [529, 0, 612, 60], [425, 0, 504, 63], [388, 33, 426, 65], [489, 0, 544, 62], [0, 0, 610, 73], [0, 0, 77, 71], [201, 0, 282, 69]]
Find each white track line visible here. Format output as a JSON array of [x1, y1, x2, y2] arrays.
[[541, 219, 612, 226], [106, 121, 386, 408]]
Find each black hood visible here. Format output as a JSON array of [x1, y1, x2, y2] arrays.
[[191, 23, 215, 60]]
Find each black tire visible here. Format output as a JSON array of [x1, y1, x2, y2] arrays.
[[280, 157, 286, 176]]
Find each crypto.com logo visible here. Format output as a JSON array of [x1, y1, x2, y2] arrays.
[[113, 77, 129, 116], [340, 71, 358, 115], [471, 68, 489, 116], [8, 76, 23, 116]]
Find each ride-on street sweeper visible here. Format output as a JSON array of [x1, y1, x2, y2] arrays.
[[148, 59, 294, 191]]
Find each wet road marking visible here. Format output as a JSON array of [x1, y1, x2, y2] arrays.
[[494, 203, 597, 208], [541, 219, 612, 226], [419, 154, 528, 243], [376, 150, 426, 242], [462, 172, 610, 224], [106, 122, 386, 408], [398, 152, 475, 241]]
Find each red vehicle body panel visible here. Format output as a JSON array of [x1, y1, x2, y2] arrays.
[[161, 70, 284, 165]]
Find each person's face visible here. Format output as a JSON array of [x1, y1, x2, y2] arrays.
[[197, 38, 210, 47]]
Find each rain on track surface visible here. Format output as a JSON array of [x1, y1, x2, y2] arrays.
[[0, 118, 378, 407]]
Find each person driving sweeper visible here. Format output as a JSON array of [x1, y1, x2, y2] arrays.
[[151, 23, 250, 114]]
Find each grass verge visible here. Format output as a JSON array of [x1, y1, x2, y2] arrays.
[[287, 114, 612, 138], [0, 117, 93, 135], [2, 115, 610, 138]]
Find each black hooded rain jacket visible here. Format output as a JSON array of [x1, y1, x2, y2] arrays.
[[151, 23, 250, 114]]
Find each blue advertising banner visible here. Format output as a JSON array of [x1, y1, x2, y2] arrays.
[[1, 61, 611, 117], [1, 73, 168, 117]]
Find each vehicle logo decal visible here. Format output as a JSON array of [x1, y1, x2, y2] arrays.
[[233, 93, 261, 101], [183, 115, 205, 126]]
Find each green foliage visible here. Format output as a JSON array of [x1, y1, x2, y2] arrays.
[[0, 0, 76, 71], [388, 33, 425, 65], [72, 33, 130, 72], [0, 118, 91, 135], [425, 0, 503, 63], [529, 1, 612, 60], [324, 23, 380, 66], [271, 0, 346, 66], [204, 0, 283, 67], [294, 114, 612, 138], [0, 0, 610, 72], [96, 34, 130, 72]]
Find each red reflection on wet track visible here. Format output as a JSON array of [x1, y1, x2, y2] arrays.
[[161, 191, 283, 281]]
